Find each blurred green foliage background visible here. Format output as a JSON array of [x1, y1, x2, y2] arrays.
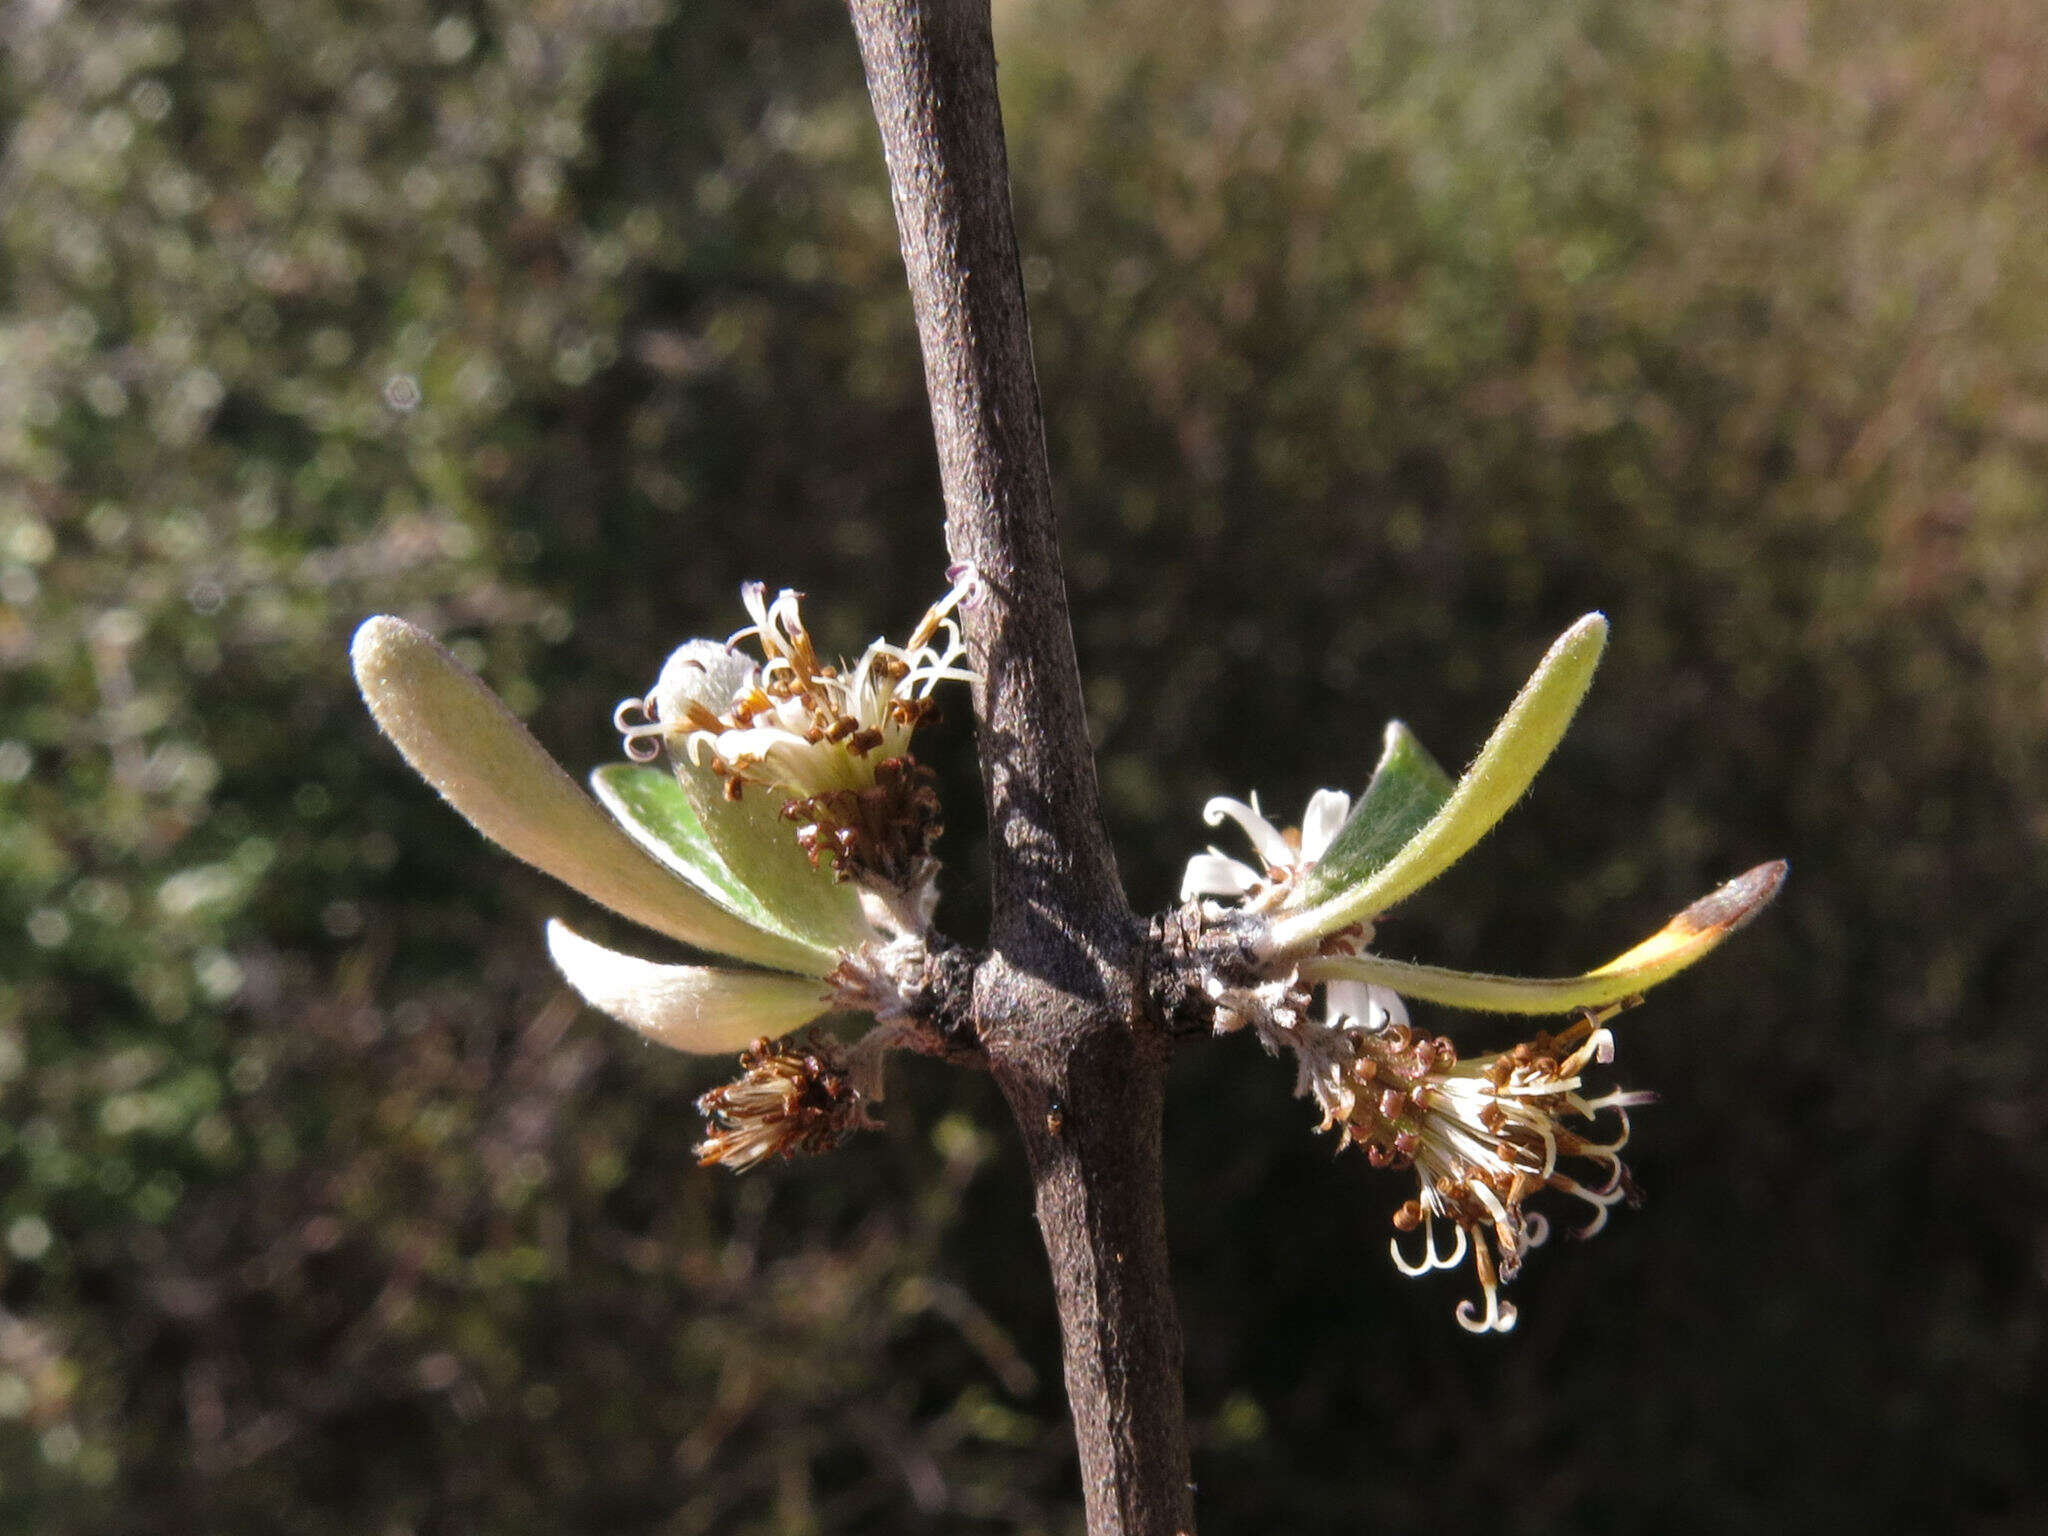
[[2, 0, 2044, 1529]]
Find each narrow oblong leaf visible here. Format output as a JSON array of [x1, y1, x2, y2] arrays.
[[351, 616, 835, 976], [591, 763, 801, 941], [1269, 613, 1608, 952], [1297, 722, 1453, 905], [546, 920, 831, 1053], [1300, 860, 1788, 1013]]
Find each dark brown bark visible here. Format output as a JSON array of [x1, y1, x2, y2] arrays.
[[844, 3, 1195, 1532]]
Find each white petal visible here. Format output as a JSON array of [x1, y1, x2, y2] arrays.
[[1326, 979, 1408, 1033], [1201, 795, 1293, 869], [546, 920, 831, 1053], [1179, 852, 1263, 901], [1298, 788, 1354, 862], [650, 640, 756, 724], [351, 616, 833, 975], [1369, 984, 1410, 1033]]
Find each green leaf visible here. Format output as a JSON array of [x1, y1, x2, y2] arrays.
[[671, 757, 875, 953], [1300, 860, 1787, 1013], [1296, 722, 1453, 906], [1268, 613, 1608, 952], [591, 764, 801, 941]]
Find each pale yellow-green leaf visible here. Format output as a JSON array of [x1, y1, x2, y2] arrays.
[[591, 763, 803, 942], [546, 920, 832, 1053], [1269, 613, 1608, 952], [1300, 860, 1786, 1013], [350, 616, 835, 976], [1296, 722, 1454, 904]]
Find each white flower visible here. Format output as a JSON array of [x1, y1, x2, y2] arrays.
[[613, 581, 976, 899], [622, 581, 974, 798], [1178, 788, 1354, 915]]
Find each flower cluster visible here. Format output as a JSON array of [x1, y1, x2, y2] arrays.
[[1181, 789, 1354, 918], [355, 592, 1782, 1325], [1182, 615, 1783, 1331], [351, 580, 978, 1170]]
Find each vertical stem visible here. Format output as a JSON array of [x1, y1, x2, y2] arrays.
[[844, 3, 1194, 1532]]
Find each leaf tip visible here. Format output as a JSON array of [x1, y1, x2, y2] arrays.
[[350, 614, 451, 724], [1557, 610, 1609, 660], [1673, 858, 1788, 940], [351, 611, 409, 676]]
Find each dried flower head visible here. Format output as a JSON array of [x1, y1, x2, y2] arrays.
[[615, 578, 975, 893], [1312, 982, 1650, 1333], [694, 1031, 876, 1172]]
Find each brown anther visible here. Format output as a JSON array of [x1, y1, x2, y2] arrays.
[[889, 698, 938, 728], [1392, 1130, 1421, 1158], [847, 726, 886, 757], [1392, 1200, 1423, 1232], [825, 716, 858, 743], [1377, 1088, 1406, 1121], [693, 1030, 874, 1171]]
